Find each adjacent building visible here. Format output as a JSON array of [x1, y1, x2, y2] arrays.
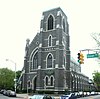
[[18, 7, 90, 93]]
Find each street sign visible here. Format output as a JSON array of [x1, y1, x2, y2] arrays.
[[87, 53, 99, 58]]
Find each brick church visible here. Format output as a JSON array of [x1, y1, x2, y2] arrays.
[[18, 7, 90, 93]]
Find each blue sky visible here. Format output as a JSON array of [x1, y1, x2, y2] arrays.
[[0, 0, 100, 79]]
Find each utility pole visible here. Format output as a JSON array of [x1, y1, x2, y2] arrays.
[[6, 59, 17, 93]]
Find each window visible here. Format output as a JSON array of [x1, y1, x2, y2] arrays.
[[33, 52, 38, 69], [50, 76, 54, 86], [63, 19, 65, 32], [48, 35, 52, 46], [29, 48, 38, 71], [27, 81, 31, 88], [47, 54, 53, 68], [44, 75, 54, 87], [45, 76, 49, 86], [64, 57, 66, 68], [48, 15, 53, 30]]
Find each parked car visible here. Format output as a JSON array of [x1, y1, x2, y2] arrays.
[[83, 92, 87, 97], [0, 89, 6, 94], [86, 92, 91, 96], [74, 92, 80, 98], [3, 90, 7, 96], [60, 93, 77, 99], [29, 94, 55, 99], [6, 90, 16, 97], [78, 91, 84, 97]]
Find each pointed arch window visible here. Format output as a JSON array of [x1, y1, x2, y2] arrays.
[[45, 76, 49, 86], [50, 76, 54, 86], [47, 54, 53, 68], [63, 19, 65, 32], [64, 57, 66, 68], [48, 15, 53, 30], [29, 48, 38, 71], [33, 52, 38, 69], [27, 81, 31, 88], [48, 35, 52, 46]]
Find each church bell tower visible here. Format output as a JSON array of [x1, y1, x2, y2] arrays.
[[36, 7, 70, 92]]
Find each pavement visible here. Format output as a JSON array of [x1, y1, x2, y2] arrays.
[[16, 94, 29, 99]]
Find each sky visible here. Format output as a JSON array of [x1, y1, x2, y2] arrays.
[[0, 0, 100, 79]]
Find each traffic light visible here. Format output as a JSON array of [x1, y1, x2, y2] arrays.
[[77, 53, 81, 63], [77, 52, 84, 64]]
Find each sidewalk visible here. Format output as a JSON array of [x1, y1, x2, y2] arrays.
[[16, 93, 29, 99]]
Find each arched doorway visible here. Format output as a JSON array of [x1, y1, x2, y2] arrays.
[[32, 75, 37, 93]]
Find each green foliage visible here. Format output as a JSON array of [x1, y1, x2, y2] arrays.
[[91, 33, 100, 47], [0, 68, 15, 90], [16, 70, 21, 80], [93, 71, 100, 91]]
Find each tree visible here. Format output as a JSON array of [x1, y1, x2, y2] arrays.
[[91, 33, 100, 47], [16, 70, 21, 80], [91, 33, 100, 91], [0, 68, 15, 90], [16, 70, 21, 86], [91, 33, 100, 64], [92, 71, 100, 91]]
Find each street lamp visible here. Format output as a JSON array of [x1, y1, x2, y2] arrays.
[[6, 59, 17, 93]]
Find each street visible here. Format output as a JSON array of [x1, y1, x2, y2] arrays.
[[78, 95, 100, 99], [0, 94, 8, 99], [0, 93, 27, 99], [0, 94, 16, 99], [1, 94, 100, 99]]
